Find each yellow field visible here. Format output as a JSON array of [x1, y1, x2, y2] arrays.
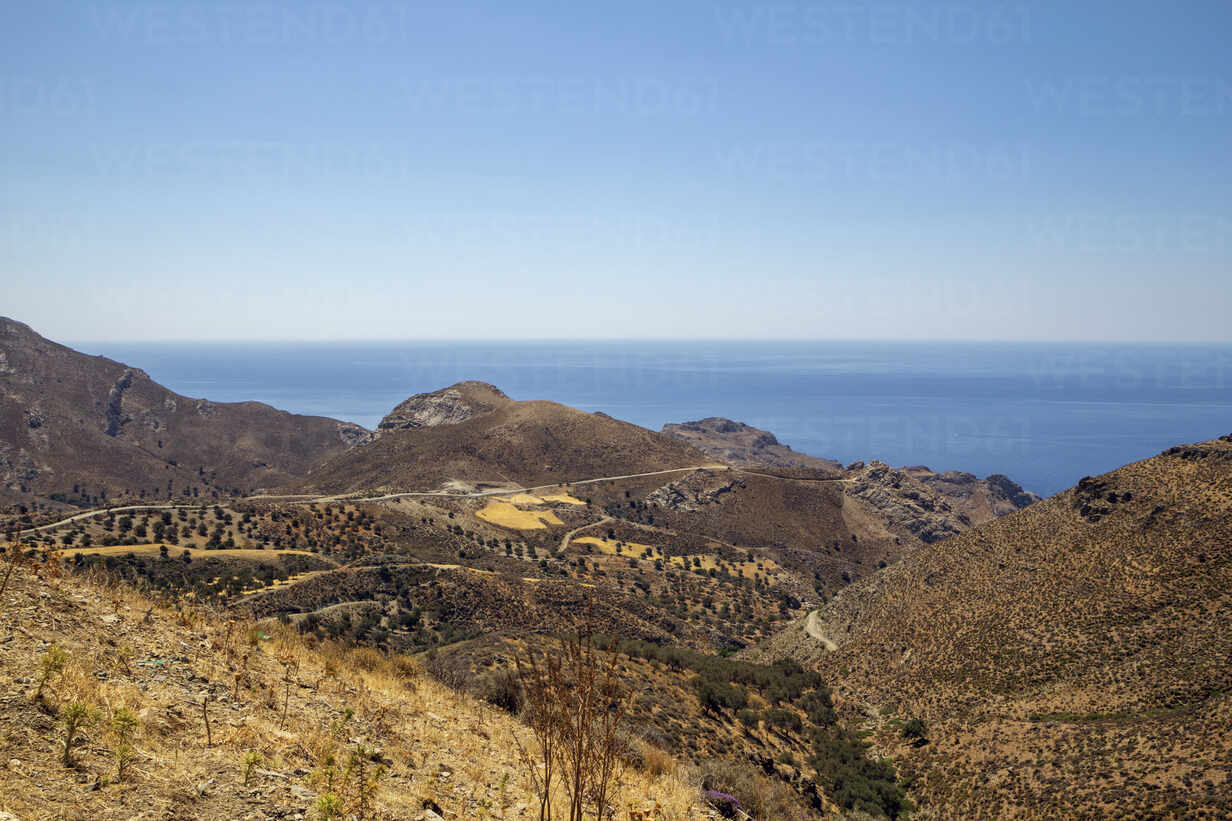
[[572, 536, 779, 578], [541, 493, 586, 505], [574, 536, 660, 558], [475, 501, 564, 530], [57, 545, 319, 563]]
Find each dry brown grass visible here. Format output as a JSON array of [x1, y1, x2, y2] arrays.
[[56, 544, 319, 561], [754, 436, 1232, 818], [0, 561, 711, 820], [541, 493, 587, 506], [573, 536, 779, 578]]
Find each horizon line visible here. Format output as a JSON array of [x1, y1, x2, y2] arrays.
[[64, 336, 1232, 346]]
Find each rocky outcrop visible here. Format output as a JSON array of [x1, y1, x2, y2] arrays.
[[984, 473, 1041, 509], [845, 461, 969, 543], [336, 422, 373, 448], [664, 417, 1038, 533], [904, 466, 1041, 525], [661, 417, 841, 471], [647, 477, 746, 511], [103, 368, 135, 436], [377, 382, 509, 433]]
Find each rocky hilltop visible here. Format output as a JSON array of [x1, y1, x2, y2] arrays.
[[844, 460, 1039, 541], [663, 417, 1039, 538], [661, 417, 842, 471], [301, 384, 711, 494], [903, 465, 1040, 522], [376, 381, 510, 432], [748, 435, 1232, 817], [0, 317, 369, 508]]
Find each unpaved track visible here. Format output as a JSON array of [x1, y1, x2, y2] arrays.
[[353, 464, 733, 504], [19, 463, 850, 538], [557, 516, 613, 553], [19, 504, 198, 537], [805, 609, 838, 652]]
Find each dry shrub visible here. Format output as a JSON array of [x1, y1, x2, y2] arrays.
[[388, 654, 421, 682], [694, 758, 812, 821], [633, 739, 676, 778], [347, 647, 384, 673], [515, 628, 631, 821], [478, 670, 523, 715]]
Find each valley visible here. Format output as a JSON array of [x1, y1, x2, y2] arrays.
[[2, 317, 1224, 820]]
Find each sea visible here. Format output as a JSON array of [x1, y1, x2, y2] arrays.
[[69, 340, 1232, 498]]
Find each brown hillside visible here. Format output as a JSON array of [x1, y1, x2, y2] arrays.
[[0, 563, 708, 820], [661, 418, 1038, 536], [297, 382, 712, 494], [661, 418, 842, 472], [748, 436, 1232, 818], [0, 318, 369, 507]]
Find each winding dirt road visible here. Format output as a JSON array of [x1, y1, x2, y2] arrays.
[[804, 609, 838, 652], [18, 462, 854, 539]]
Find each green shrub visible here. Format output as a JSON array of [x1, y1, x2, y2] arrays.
[[61, 702, 98, 766], [763, 708, 802, 732], [692, 677, 747, 713], [810, 728, 912, 819], [902, 717, 929, 746]]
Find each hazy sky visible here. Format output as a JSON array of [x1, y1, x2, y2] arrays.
[[3, 1, 1230, 341]]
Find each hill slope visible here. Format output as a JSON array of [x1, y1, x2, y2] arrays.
[[0, 317, 369, 508], [297, 381, 713, 493], [661, 418, 1039, 532], [661, 418, 842, 472], [749, 435, 1232, 817], [0, 563, 706, 820]]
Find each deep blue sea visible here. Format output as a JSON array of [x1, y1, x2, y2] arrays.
[[70, 341, 1232, 498]]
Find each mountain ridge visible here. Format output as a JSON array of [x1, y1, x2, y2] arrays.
[[662, 416, 1040, 535], [0, 317, 370, 508], [745, 435, 1232, 817]]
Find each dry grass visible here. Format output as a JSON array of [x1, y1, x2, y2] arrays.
[[541, 493, 587, 506], [476, 500, 565, 531], [56, 544, 319, 562], [754, 436, 1232, 818], [573, 537, 779, 578], [0, 562, 713, 820]]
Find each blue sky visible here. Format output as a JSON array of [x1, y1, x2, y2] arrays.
[[2, 1, 1230, 341]]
